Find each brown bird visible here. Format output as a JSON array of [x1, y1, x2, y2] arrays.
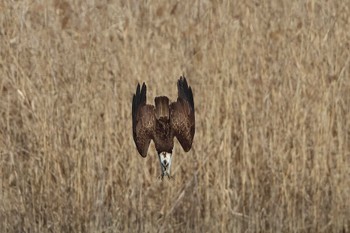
[[132, 76, 195, 179]]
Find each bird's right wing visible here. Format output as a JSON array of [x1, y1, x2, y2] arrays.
[[132, 83, 156, 157], [170, 77, 195, 152]]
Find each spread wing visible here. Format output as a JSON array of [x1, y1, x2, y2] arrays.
[[170, 76, 195, 152], [132, 83, 156, 157]]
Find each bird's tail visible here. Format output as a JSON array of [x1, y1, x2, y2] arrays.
[[155, 96, 169, 121]]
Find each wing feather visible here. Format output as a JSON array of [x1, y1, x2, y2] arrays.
[[132, 83, 155, 157], [170, 76, 195, 152]]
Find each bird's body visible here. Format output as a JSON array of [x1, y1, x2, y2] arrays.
[[132, 76, 195, 178]]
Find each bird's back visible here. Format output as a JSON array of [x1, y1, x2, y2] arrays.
[[154, 96, 174, 152]]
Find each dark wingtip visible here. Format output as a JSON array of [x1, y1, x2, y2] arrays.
[[140, 82, 146, 104], [134, 82, 147, 103], [136, 83, 141, 95], [177, 75, 194, 110], [133, 83, 140, 116], [178, 75, 187, 87], [133, 82, 147, 123]]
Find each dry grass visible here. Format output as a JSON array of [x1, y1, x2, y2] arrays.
[[0, 0, 350, 232]]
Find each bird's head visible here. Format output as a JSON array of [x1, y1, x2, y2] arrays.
[[157, 151, 172, 179]]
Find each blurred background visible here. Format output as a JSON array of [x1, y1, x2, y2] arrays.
[[0, 0, 349, 232]]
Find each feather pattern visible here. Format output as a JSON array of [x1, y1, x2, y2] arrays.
[[132, 83, 155, 157], [132, 76, 195, 157], [170, 77, 195, 152]]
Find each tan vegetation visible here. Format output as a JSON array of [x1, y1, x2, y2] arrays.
[[1, 0, 349, 232]]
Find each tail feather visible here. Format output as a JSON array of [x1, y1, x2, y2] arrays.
[[155, 96, 170, 120]]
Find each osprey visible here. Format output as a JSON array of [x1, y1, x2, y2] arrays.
[[132, 76, 195, 179]]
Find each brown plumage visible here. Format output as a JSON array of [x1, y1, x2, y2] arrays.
[[132, 76, 195, 157]]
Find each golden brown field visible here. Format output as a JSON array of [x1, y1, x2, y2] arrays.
[[1, 0, 349, 232]]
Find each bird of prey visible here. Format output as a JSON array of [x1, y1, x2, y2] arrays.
[[132, 76, 195, 179]]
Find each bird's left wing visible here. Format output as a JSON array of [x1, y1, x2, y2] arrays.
[[132, 83, 156, 157]]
